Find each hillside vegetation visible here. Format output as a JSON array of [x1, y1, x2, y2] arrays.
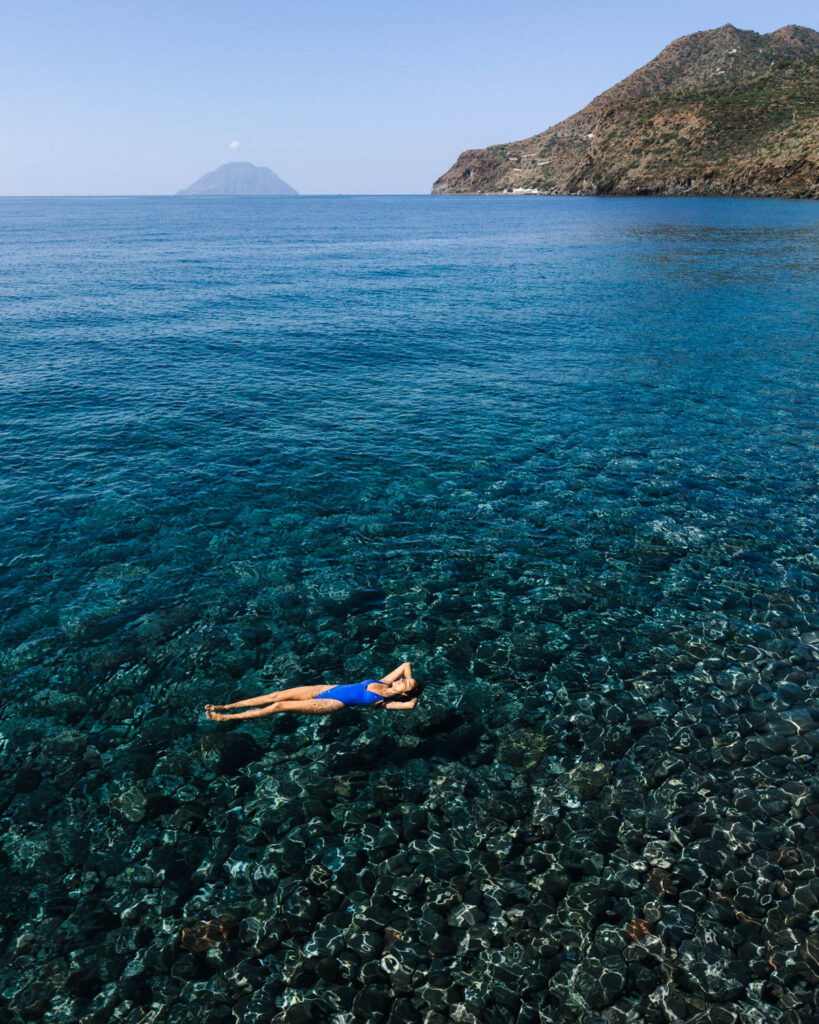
[[432, 24, 819, 198]]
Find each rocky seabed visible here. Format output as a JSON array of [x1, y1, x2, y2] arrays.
[[2, 618, 818, 1024]]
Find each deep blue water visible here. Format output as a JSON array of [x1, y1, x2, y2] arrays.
[[1, 196, 818, 1023]]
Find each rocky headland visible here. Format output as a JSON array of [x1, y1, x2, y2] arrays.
[[432, 24, 819, 198]]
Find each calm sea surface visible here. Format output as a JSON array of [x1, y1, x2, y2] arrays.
[[1, 196, 818, 1022]]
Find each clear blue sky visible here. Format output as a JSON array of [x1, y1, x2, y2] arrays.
[[1, 1, 815, 195]]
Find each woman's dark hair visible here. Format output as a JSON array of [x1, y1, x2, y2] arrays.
[[394, 679, 423, 702]]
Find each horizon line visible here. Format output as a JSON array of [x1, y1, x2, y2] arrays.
[[0, 193, 440, 199]]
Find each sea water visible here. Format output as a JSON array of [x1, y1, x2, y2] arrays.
[[1, 196, 817, 1022]]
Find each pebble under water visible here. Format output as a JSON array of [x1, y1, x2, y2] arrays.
[[1, 195, 818, 1024]]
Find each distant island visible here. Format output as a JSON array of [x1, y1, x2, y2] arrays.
[[432, 24, 819, 199], [177, 162, 297, 196]]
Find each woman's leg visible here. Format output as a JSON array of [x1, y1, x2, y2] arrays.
[[206, 684, 327, 712], [205, 698, 340, 721], [205, 691, 279, 711]]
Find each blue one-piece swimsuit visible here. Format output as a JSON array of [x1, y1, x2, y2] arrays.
[[316, 680, 384, 707]]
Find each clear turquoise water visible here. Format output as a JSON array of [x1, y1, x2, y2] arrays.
[[1, 196, 818, 1023]]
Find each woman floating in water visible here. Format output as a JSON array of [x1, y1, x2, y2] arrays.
[[205, 661, 420, 721]]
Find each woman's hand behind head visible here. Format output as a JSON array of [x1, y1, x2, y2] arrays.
[[387, 677, 422, 702]]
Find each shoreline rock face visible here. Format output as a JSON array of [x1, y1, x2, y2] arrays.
[[177, 162, 298, 196], [432, 24, 819, 198]]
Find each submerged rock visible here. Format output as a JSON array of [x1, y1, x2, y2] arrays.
[[498, 729, 550, 770]]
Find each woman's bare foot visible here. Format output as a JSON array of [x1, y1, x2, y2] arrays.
[[204, 704, 227, 712], [206, 710, 232, 721]]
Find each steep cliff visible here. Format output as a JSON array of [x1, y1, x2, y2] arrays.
[[432, 24, 819, 198]]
